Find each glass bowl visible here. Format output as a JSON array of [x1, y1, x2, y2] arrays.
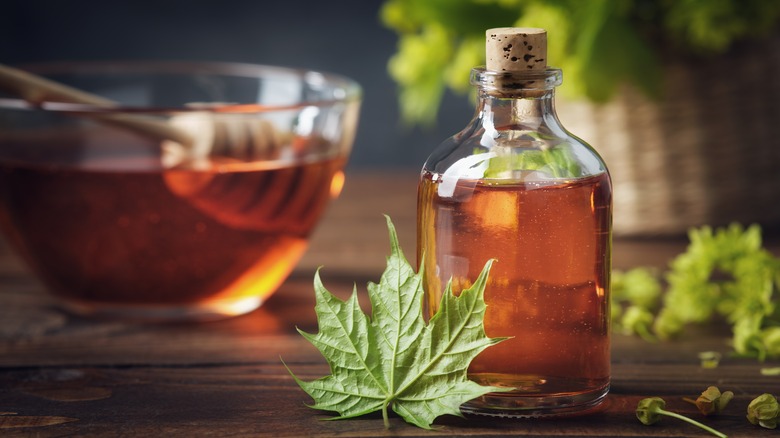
[[0, 61, 361, 321]]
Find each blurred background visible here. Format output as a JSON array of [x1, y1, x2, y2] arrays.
[[2, 0, 779, 235], [0, 0, 471, 170]]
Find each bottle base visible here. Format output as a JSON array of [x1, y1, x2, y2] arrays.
[[462, 378, 609, 418], [58, 295, 263, 322]]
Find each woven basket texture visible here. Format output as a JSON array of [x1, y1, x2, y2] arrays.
[[557, 36, 780, 236]]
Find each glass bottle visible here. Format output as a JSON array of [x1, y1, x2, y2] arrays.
[[417, 28, 612, 417]]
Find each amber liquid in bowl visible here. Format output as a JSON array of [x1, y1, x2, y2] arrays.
[[0, 132, 344, 320]]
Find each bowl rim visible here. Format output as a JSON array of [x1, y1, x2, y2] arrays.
[[0, 60, 363, 114]]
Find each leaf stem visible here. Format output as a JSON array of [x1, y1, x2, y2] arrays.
[[682, 397, 697, 406], [657, 408, 727, 438], [382, 401, 390, 429]]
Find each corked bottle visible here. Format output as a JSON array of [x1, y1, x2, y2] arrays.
[[417, 28, 612, 417]]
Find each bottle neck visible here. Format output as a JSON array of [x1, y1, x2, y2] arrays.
[[469, 67, 564, 144], [477, 88, 559, 135]]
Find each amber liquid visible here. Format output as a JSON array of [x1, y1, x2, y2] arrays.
[[0, 139, 343, 319], [417, 170, 611, 414]]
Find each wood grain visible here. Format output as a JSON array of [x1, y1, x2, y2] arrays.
[[1, 171, 779, 437], [0, 363, 777, 437]]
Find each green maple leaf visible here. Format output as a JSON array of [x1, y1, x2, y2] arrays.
[[284, 216, 510, 429]]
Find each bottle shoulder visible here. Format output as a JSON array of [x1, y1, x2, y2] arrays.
[[423, 120, 608, 182]]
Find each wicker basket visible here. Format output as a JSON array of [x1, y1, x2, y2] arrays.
[[557, 35, 780, 236]]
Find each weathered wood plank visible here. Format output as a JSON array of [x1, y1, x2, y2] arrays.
[[0, 364, 776, 437]]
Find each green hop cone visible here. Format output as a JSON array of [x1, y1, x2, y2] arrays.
[[747, 393, 779, 429], [621, 306, 656, 342]]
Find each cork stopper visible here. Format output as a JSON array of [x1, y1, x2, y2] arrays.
[[486, 27, 547, 72]]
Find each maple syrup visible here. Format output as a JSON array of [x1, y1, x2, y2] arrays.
[[418, 171, 611, 413], [0, 141, 344, 319]]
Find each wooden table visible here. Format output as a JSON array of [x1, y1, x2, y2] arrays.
[[1, 171, 778, 437]]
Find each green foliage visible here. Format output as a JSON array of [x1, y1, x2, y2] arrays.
[[285, 216, 510, 429], [381, 0, 780, 124], [387, 25, 452, 125], [656, 224, 780, 359], [611, 223, 780, 361], [381, 0, 518, 125], [663, 0, 780, 53], [611, 267, 662, 341]]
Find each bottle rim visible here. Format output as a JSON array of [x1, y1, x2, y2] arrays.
[[470, 67, 562, 92]]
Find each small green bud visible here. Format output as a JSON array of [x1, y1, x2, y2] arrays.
[[760, 367, 780, 376], [636, 397, 665, 425], [747, 393, 779, 429], [698, 351, 721, 369]]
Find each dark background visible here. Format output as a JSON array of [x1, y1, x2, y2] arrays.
[[0, 0, 476, 169]]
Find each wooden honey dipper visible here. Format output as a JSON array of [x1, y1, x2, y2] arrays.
[[0, 63, 288, 167], [0, 63, 194, 150], [0, 64, 296, 164], [0, 63, 339, 232]]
